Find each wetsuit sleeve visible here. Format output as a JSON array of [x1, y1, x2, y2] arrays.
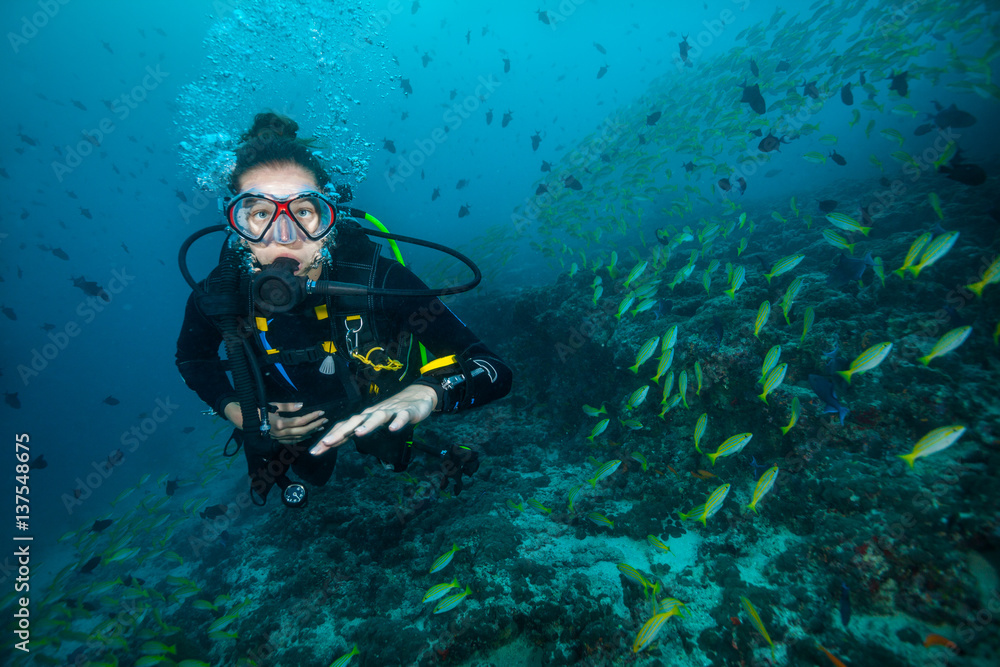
[[379, 262, 512, 412], [175, 291, 238, 415]]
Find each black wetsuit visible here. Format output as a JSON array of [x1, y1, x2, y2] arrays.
[[175, 246, 512, 489]]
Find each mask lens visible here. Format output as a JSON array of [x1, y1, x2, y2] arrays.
[[290, 195, 334, 239], [231, 196, 277, 240]]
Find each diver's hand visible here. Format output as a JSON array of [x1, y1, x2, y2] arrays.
[[268, 402, 328, 445], [310, 384, 437, 454], [223, 401, 327, 444]]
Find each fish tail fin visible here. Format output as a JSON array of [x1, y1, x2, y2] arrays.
[[835, 370, 852, 384], [909, 264, 923, 278], [861, 226, 872, 236], [707, 452, 719, 466], [758, 392, 768, 404], [917, 354, 932, 366], [846, 242, 856, 255], [745, 502, 758, 514], [780, 424, 792, 435], [628, 363, 639, 373], [892, 267, 906, 279], [898, 452, 917, 468], [764, 273, 773, 284], [587, 478, 597, 489], [724, 287, 735, 299], [966, 281, 984, 297]]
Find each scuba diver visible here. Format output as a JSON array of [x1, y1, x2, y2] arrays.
[[175, 113, 512, 508]]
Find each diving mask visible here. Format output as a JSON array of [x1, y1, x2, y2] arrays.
[[225, 191, 336, 243]]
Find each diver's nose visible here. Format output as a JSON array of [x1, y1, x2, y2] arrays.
[[271, 213, 299, 245]]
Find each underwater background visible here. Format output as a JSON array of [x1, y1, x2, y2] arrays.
[[2, 0, 1000, 665]]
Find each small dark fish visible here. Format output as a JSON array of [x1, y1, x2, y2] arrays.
[[840, 582, 851, 628], [421, 52, 432, 68], [536, 9, 550, 25], [749, 456, 768, 479], [101, 40, 113, 54], [646, 111, 662, 125], [818, 199, 838, 213], [174, 190, 187, 203], [938, 148, 986, 186], [465, 30, 470, 44], [829, 150, 847, 166], [501, 110, 513, 128], [18, 130, 37, 146], [485, 108, 493, 125], [531, 131, 542, 151], [431, 187, 440, 201], [841, 82, 853, 105], [458, 204, 471, 218], [737, 177, 747, 194], [749, 128, 763, 137], [802, 80, 820, 99], [535, 184, 548, 195], [594, 42, 606, 55], [383, 138, 396, 153], [456, 179, 469, 190], [827, 251, 874, 287], [51, 247, 70, 260], [29, 454, 47, 469], [400, 77, 413, 96], [182, 426, 195, 434], [597, 64, 608, 79], [503, 57, 510, 73], [72, 276, 111, 302], [20, 208, 29, 219], [80, 556, 102, 574], [859, 70, 866, 85], [400, 111, 408, 120], [122, 574, 146, 587], [808, 374, 849, 424], [718, 178, 732, 192], [930, 101, 976, 129], [775, 60, 790, 72], [166, 479, 179, 497], [637, 134, 646, 145], [449, 89, 457, 101], [758, 132, 787, 153], [103, 396, 120, 406], [121, 242, 130, 254], [540, 160, 551, 172], [683, 161, 697, 173], [764, 169, 782, 177], [750, 58, 759, 77], [879, 176, 891, 187], [155, 28, 166, 36], [651, 299, 672, 320], [41, 323, 55, 331], [914, 123, 935, 136], [91, 519, 113, 533], [199, 504, 229, 520], [888, 70, 908, 97], [80, 207, 92, 219], [739, 80, 766, 114], [2, 305, 15, 321], [5, 392, 20, 409], [412, 1, 420, 13], [71, 99, 87, 111], [564, 175, 583, 191], [678, 34, 691, 63]]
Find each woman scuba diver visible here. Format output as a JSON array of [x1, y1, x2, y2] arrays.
[[175, 112, 512, 508]]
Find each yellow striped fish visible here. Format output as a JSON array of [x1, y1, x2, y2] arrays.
[[822, 229, 855, 254], [652, 351, 673, 383], [678, 370, 689, 409], [928, 192, 944, 220], [694, 413, 707, 453], [617, 563, 654, 596], [587, 460, 622, 487], [632, 611, 677, 653], [659, 394, 682, 418], [759, 363, 788, 404], [740, 596, 775, 660], [754, 301, 770, 338], [616, 294, 635, 320], [422, 578, 459, 603], [910, 231, 959, 278], [801, 307, 815, 343], [698, 483, 731, 525], [761, 345, 781, 383], [826, 212, 871, 236], [764, 254, 804, 283], [329, 644, 360, 667], [780, 277, 805, 325], [725, 265, 746, 299], [662, 325, 678, 350], [781, 396, 801, 435], [623, 261, 648, 289], [893, 232, 932, 278], [707, 433, 753, 466], [660, 370, 675, 403], [630, 336, 661, 373], [918, 326, 972, 366], [746, 466, 779, 514], [647, 535, 672, 554], [966, 256, 999, 297], [433, 585, 471, 614], [694, 361, 703, 395], [873, 256, 886, 286], [837, 342, 892, 384], [898, 425, 966, 468], [626, 385, 650, 409], [429, 543, 461, 574]]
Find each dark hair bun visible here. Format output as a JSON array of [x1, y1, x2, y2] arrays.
[[240, 112, 300, 143]]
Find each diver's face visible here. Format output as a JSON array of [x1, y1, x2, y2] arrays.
[[237, 163, 327, 277]]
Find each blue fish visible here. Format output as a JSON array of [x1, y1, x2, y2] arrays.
[[749, 456, 768, 480], [839, 581, 851, 628], [808, 374, 850, 424], [827, 251, 874, 286], [652, 299, 673, 321]]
